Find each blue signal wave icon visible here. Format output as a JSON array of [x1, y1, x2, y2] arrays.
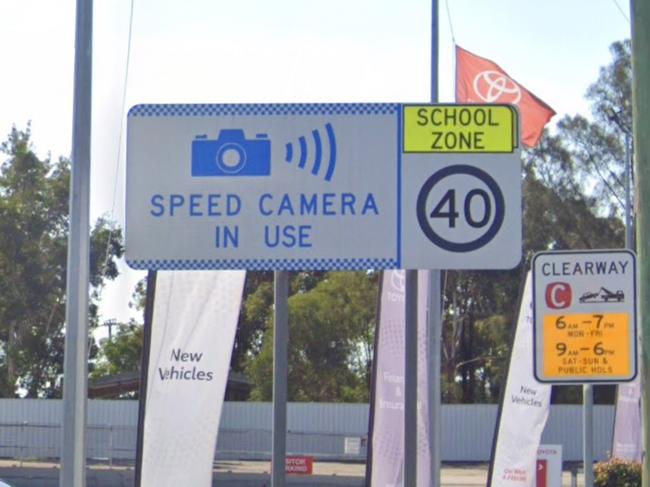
[[284, 123, 337, 181]]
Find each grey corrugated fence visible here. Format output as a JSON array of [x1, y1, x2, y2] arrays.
[[0, 399, 615, 462]]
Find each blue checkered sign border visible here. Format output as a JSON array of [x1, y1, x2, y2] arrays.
[[128, 103, 399, 118], [127, 258, 399, 271]]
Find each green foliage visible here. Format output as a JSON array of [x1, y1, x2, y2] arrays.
[[89, 277, 149, 396], [246, 271, 377, 402], [231, 271, 273, 372], [231, 271, 327, 374], [90, 321, 143, 383], [442, 269, 522, 403], [525, 41, 631, 227], [594, 458, 641, 487], [0, 126, 123, 397]]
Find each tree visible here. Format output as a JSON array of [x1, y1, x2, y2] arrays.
[[90, 281, 147, 395], [441, 41, 629, 404], [90, 321, 143, 380], [230, 271, 273, 372], [0, 126, 123, 397], [245, 271, 378, 402]]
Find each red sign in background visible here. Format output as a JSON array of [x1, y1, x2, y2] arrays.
[[536, 459, 547, 487], [285, 456, 314, 475]]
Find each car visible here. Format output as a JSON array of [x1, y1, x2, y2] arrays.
[[0, 480, 13, 487], [579, 291, 599, 303]]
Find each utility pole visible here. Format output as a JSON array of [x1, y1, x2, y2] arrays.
[[630, 1, 650, 486]]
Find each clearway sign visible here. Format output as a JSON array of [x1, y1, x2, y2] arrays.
[[532, 250, 637, 383], [126, 103, 521, 271]]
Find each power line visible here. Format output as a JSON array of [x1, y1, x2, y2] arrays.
[[102, 0, 135, 274], [444, 0, 456, 44], [611, 0, 630, 23]]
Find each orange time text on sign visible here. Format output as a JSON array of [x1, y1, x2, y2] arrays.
[[542, 313, 629, 379]]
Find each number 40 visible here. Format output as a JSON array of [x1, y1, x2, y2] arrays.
[[430, 189, 492, 228]]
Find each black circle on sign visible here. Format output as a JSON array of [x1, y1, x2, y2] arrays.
[[416, 165, 505, 252]]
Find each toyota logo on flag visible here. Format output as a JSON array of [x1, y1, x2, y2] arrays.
[[455, 45, 557, 147], [472, 71, 522, 104]]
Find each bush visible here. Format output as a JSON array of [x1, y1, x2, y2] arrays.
[[594, 457, 641, 487]]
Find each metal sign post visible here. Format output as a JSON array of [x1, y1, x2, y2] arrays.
[[272, 271, 289, 487], [404, 270, 418, 487], [583, 384, 594, 487], [428, 271, 442, 487], [61, 0, 92, 485]]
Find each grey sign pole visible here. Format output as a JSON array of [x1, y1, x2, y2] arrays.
[[428, 272, 442, 487], [60, 1, 92, 486], [584, 384, 594, 487], [625, 133, 634, 249], [404, 270, 418, 487], [272, 271, 289, 487]]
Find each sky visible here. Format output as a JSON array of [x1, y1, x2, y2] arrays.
[[0, 0, 632, 329]]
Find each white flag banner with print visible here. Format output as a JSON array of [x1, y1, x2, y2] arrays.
[[140, 270, 245, 487], [488, 272, 551, 487]]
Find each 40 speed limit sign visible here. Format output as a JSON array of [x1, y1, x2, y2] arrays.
[[401, 105, 522, 269]]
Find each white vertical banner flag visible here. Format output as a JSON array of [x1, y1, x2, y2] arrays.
[[369, 270, 431, 486], [140, 270, 245, 487], [612, 377, 643, 461], [488, 272, 551, 487]]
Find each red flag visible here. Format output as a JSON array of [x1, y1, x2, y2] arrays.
[[455, 45, 556, 147]]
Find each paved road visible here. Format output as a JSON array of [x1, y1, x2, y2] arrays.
[[0, 460, 584, 486]]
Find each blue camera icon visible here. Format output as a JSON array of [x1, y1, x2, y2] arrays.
[[191, 129, 271, 177]]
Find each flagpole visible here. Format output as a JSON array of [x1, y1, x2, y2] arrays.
[[428, 2, 442, 487]]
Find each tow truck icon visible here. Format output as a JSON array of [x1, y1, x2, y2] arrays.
[[579, 287, 625, 303]]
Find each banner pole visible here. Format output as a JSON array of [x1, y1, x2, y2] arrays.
[[60, 1, 92, 485], [404, 270, 418, 487], [272, 271, 289, 487], [364, 272, 384, 487], [134, 270, 157, 487]]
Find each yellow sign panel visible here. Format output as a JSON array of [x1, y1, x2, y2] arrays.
[[542, 313, 630, 379], [402, 104, 517, 153]]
